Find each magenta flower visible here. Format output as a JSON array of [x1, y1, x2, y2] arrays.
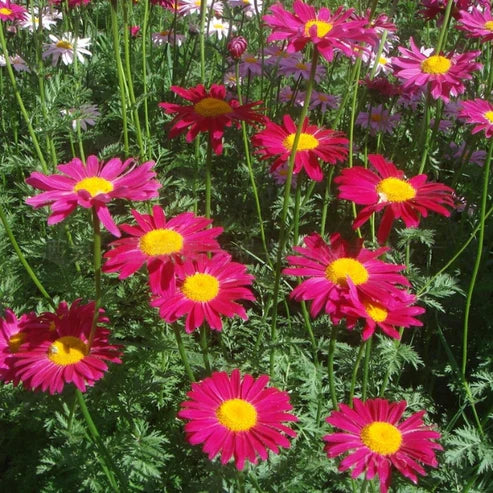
[[457, 4, 493, 41], [178, 369, 298, 470], [392, 38, 482, 102], [335, 154, 454, 243], [283, 233, 410, 324], [263, 1, 376, 62], [460, 99, 493, 138], [26, 155, 161, 237], [103, 206, 223, 294], [14, 300, 122, 394], [0, 2, 26, 22], [324, 398, 442, 493], [152, 253, 255, 333]]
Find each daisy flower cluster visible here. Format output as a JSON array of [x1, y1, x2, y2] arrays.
[[0, 300, 121, 394]]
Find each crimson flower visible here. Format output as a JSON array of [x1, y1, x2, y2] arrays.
[[159, 84, 264, 154], [335, 154, 454, 243]]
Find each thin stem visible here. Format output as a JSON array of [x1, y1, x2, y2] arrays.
[[141, 0, 151, 145], [328, 323, 338, 409], [361, 336, 372, 400], [205, 139, 212, 219], [199, 326, 212, 374], [462, 138, 493, 376], [88, 209, 102, 349], [199, 0, 207, 83], [172, 324, 195, 382], [75, 390, 123, 492], [269, 48, 319, 375], [0, 201, 56, 308], [235, 61, 271, 266], [109, 0, 130, 155], [349, 342, 366, 406], [435, 0, 454, 54], [0, 23, 48, 172]]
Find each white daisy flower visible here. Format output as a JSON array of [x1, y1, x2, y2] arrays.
[[42, 33, 91, 66]]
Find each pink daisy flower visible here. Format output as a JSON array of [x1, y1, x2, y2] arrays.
[[419, 0, 479, 22], [457, 4, 493, 41], [238, 53, 263, 77], [252, 115, 348, 182], [356, 105, 400, 136], [0, 309, 47, 384], [309, 91, 340, 112], [263, 2, 376, 62], [152, 253, 255, 333], [103, 205, 223, 294], [283, 233, 410, 323], [159, 84, 264, 155], [278, 86, 305, 106], [178, 368, 298, 470], [392, 38, 482, 103], [25, 155, 161, 237], [278, 57, 326, 81], [335, 154, 455, 243], [0, 2, 26, 22], [343, 283, 425, 340], [323, 398, 442, 493], [459, 99, 493, 138], [14, 300, 122, 394]]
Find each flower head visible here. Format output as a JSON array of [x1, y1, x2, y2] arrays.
[[0, 2, 26, 22], [19, 7, 60, 31], [103, 205, 223, 294], [459, 99, 493, 138], [178, 369, 297, 470], [42, 33, 91, 66], [26, 155, 161, 237], [323, 398, 442, 493], [152, 253, 255, 333], [457, 4, 493, 41], [392, 38, 481, 102], [335, 154, 455, 243], [159, 84, 264, 154], [228, 36, 248, 59], [253, 115, 348, 182], [283, 233, 410, 323], [263, 2, 375, 62], [14, 300, 122, 394], [61, 103, 100, 131], [356, 105, 400, 136]]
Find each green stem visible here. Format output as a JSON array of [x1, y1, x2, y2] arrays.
[[199, 326, 212, 374], [88, 209, 102, 349], [172, 324, 195, 382], [461, 138, 493, 377], [269, 48, 319, 375], [235, 61, 271, 266], [75, 390, 123, 492], [205, 139, 212, 219], [0, 201, 56, 308], [328, 323, 338, 409], [0, 23, 48, 172], [349, 342, 366, 406], [109, 0, 130, 155], [361, 336, 372, 400], [435, 0, 454, 54], [199, 0, 207, 83], [141, 0, 151, 144]]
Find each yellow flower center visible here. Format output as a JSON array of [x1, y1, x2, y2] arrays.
[[363, 300, 388, 322], [160, 30, 169, 36], [194, 97, 232, 117], [216, 398, 258, 432], [376, 177, 416, 203], [56, 40, 73, 50], [295, 62, 308, 70], [325, 258, 369, 286], [181, 273, 220, 302], [283, 132, 319, 151], [213, 23, 224, 30], [420, 55, 451, 74], [370, 113, 383, 122], [304, 20, 333, 37], [379, 56, 388, 65], [0, 7, 12, 15], [484, 21, 493, 32], [8, 332, 25, 353], [73, 177, 114, 197], [48, 336, 88, 366], [244, 56, 257, 63], [139, 229, 184, 256], [360, 421, 403, 455], [484, 111, 493, 124]]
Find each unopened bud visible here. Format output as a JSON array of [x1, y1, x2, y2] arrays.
[[227, 36, 247, 60]]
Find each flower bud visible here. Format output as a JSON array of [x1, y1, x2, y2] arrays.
[[227, 36, 247, 60]]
